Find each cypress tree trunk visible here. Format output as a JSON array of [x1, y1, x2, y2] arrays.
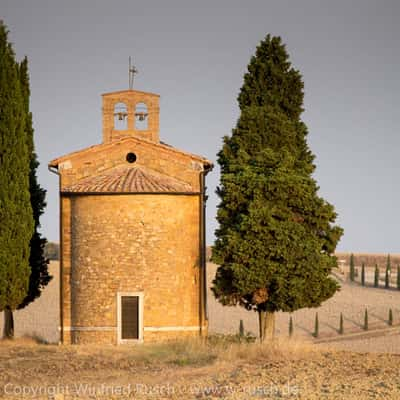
[[265, 311, 275, 340], [258, 310, 275, 342], [258, 310, 266, 342], [3, 307, 14, 339]]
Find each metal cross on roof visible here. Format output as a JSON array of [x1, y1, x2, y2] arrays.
[[129, 56, 138, 89]]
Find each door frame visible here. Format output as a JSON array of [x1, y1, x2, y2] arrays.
[[117, 291, 144, 344]]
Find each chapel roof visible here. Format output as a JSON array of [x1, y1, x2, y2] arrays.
[[49, 136, 212, 168], [62, 165, 195, 194]]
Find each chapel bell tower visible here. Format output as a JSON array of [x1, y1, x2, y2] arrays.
[[102, 60, 159, 144], [102, 89, 160, 144]]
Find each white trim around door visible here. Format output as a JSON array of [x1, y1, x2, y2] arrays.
[[117, 291, 144, 344]]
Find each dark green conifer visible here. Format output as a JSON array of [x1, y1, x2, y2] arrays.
[[289, 316, 293, 337], [339, 312, 344, 334], [385, 264, 390, 289], [397, 265, 400, 290], [313, 312, 319, 338], [361, 262, 365, 286], [364, 309, 369, 331], [239, 319, 245, 338], [374, 265, 379, 288], [349, 253, 355, 282], [17, 58, 51, 311], [0, 22, 34, 337], [386, 254, 391, 274], [389, 309, 393, 326], [212, 35, 343, 343]]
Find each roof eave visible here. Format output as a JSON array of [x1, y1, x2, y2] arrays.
[[49, 137, 212, 168]]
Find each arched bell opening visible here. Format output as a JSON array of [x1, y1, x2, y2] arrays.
[[135, 103, 148, 130], [114, 102, 128, 130]]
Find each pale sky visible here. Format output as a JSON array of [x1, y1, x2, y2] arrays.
[[2, 0, 400, 253]]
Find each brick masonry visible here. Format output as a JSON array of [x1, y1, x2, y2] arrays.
[[68, 195, 201, 344]]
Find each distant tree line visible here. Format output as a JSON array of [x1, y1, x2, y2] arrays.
[[44, 242, 60, 261]]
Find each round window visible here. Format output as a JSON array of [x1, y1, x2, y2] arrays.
[[126, 152, 137, 163]]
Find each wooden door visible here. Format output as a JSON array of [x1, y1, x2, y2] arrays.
[[121, 295, 139, 339]]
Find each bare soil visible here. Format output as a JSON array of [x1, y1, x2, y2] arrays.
[[1, 338, 400, 399]]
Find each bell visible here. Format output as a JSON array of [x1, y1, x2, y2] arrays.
[[117, 112, 127, 121], [135, 112, 148, 121]]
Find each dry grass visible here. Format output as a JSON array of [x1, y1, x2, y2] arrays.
[[0, 335, 317, 368], [1, 337, 400, 399]]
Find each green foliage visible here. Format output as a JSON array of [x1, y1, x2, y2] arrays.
[[386, 254, 391, 273], [397, 265, 400, 290], [208, 333, 257, 345], [44, 242, 60, 261], [0, 21, 34, 312], [385, 264, 390, 289], [388, 309, 393, 326], [364, 309, 368, 331], [239, 319, 245, 338], [374, 265, 379, 288], [17, 57, 51, 310], [361, 263, 365, 286], [313, 312, 319, 338], [339, 312, 344, 334], [289, 316, 293, 337], [212, 35, 343, 323], [349, 253, 355, 282]]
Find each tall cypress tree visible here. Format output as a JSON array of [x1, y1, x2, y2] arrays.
[[17, 58, 51, 311], [386, 254, 391, 274], [349, 253, 355, 282], [374, 264, 379, 288], [0, 22, 34, 337], [212, 35, 343, 342]]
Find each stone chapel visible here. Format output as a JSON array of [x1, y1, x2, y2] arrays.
[[49, 86, 212, 344]]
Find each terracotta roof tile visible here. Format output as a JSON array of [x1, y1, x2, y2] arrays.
[[62, 165, 195, 194]]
